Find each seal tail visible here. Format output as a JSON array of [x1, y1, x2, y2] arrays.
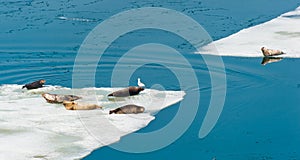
[[97, 105, 103, 109], [107, 93, 113, 97], [22, 85, 26, 89], [109, 110, 114, 114], [273, 52, 285, 56]]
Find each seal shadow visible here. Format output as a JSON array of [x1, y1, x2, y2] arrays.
[[107, 97, 127, 102], [261, 57, 284, 66]]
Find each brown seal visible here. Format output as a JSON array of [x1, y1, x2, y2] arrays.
[[62, 101, 103, 110], [22, 79, 46, 90], [261, 47, 285, 57], [107, 86, 144, 97], [109, 104, 145, 114], [42, 93, 81, 103]]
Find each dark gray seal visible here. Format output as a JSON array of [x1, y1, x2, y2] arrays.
[[109, 104, 145, 114], [107, 86, 144, 97], [22, 79, 46, 90], [42, 93, 81, 103]]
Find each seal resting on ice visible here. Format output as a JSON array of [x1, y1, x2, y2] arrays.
[[22, 79, 46, 90], [109, 104, 145, 114], [261, 47, 285, 57], [42, 93, 81, 103], [62, 101, 103, 110], [107, 86, 144, 97]]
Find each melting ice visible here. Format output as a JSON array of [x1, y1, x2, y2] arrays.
[[0, 85, 185, 160]]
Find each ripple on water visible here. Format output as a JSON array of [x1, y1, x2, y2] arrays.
[[0, 52, 74, 85]]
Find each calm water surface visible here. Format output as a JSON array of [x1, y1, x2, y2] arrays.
[[0, 0, 299, 159]]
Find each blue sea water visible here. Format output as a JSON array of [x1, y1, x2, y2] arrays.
[[1, 0, 300, 159]]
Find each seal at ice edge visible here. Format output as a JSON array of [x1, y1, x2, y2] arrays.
[[107, 86, 144, 97], [22, 79, 46, 90], [42, 93, 81, 103], [109, 104, 145, 114], [261, 47, 285, 57]]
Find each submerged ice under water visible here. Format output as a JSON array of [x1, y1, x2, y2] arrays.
[[0, 85, 184, 160]]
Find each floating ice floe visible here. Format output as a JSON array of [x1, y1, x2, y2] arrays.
[[197, 6, 300, 58], [0, 85, 185, 160]]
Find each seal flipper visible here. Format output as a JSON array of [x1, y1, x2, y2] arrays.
[[272, 51, 285, 56], [108, 93, 113, 97], [109, 108, 123, 114], [109, 108, 118, 114]]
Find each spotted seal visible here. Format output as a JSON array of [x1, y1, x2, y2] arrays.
[[42, 93, 81, 103], [109, 104, 145, 114], [261, 47, 285, 57]]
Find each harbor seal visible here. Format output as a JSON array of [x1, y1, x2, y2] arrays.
[[22, 79, 46, 90], [63, 101, 103, 110], [109, 104, 145, 114], [261, 47, 285, 57], [107, 86, 144, 97], [42, 93, 81, 103]]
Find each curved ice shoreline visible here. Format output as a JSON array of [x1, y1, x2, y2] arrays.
[[0, 85, 185, 160], [197, 6, 300, 58]]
